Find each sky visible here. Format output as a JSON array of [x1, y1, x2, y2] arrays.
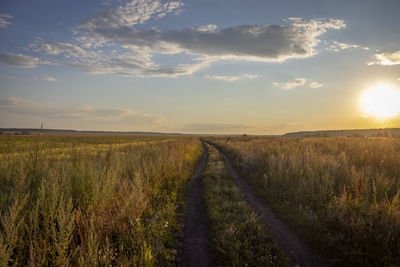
[[0, 0, 400, 134]]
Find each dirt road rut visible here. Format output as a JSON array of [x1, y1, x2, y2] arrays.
[[179, 145, 215, 267], [214, 145, 329, 267]]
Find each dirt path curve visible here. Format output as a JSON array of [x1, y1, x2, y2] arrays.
[[178, 144, 215, 267], [213, 145, 330, 267]]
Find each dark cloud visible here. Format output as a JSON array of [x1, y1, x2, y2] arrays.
[[24, 0, 346, 77], [55, 17, 344, 77], [82, 18, 345, 63], [164, 25, 308, 60], [0, 53, 39, 68]]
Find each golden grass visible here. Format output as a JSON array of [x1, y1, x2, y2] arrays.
[[209, 136, 400, 266], [0, 135, 202, 266]]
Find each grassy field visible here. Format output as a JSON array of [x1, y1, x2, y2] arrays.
[[203, 143, 293, 266], [208, 136, 400, 266], [0, 135, 202, 266], [1, 134, 399, 266]]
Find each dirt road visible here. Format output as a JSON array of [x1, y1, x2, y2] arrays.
[[214, 144, 329, 267], [178, 145, 215, 267]]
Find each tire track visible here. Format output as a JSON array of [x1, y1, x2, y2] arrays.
[[212, 144, 329, 267], [178, 144, 215, 267]]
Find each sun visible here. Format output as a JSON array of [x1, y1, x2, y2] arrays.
[[360, 83, 400, 119]]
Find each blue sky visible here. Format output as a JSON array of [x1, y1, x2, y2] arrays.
[[0, 0, 399, 134]]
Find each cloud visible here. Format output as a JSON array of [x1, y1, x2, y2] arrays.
[[33, 76, 57, 82], [369, 51, 400, 65], [194, 24, 218, 33], [0, 14, 12, 28], [0, 74, 18, 79], [327, 41, 369, 52], [30, 38, 99, 60], [62, 50, 213, 77], [0, 52, 39, 68], [78, 0, 183, 30], [25, 0, 345, 78], [29, 39, 200, 77], [273, 78, 306, 89], [78, 2, 342, 62], [273, 78, 323, 89], [69, 17, 343, 76], [204, 75, 240, 82], [0, 97, 164, 129], [204, 73, 258, 82], [242, 74, 258, 79], [162, 18, 344, 62], [310, 81, 323, 88], [81, 18, 345, 62]]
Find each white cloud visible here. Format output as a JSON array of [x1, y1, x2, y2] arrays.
[[369, 51, 400, 65], [286, 17, 345, 30], [0, 97, 164, 129], [61, 49, 213, 77], [0, 14, 12, 28], [0, 52, 39, 68], [327, 41, 369, 52], [242, 74, 258, 79], [274, 79, 323, 89], [30, 39, 98, 60], [204, 75, 240, 82], [194, 24, 218, 32], [33, 76, 57, 82], [310, 81, 323, 88], [79, 0, 183, 30], [204, 73, 258, 82], [273, 78, 306, 89]]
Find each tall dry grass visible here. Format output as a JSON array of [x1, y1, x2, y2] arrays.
[[210, 136, 400, 266], [203, 143, 292, 266], [0, 136, 202, 266]]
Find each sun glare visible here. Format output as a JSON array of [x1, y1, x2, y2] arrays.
[[360, 83, 400, 119]]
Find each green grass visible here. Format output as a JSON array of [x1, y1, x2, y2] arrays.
[[0, 135, 202, 266], [203, 143, 293, 266], [209, 136, 400, 266]]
